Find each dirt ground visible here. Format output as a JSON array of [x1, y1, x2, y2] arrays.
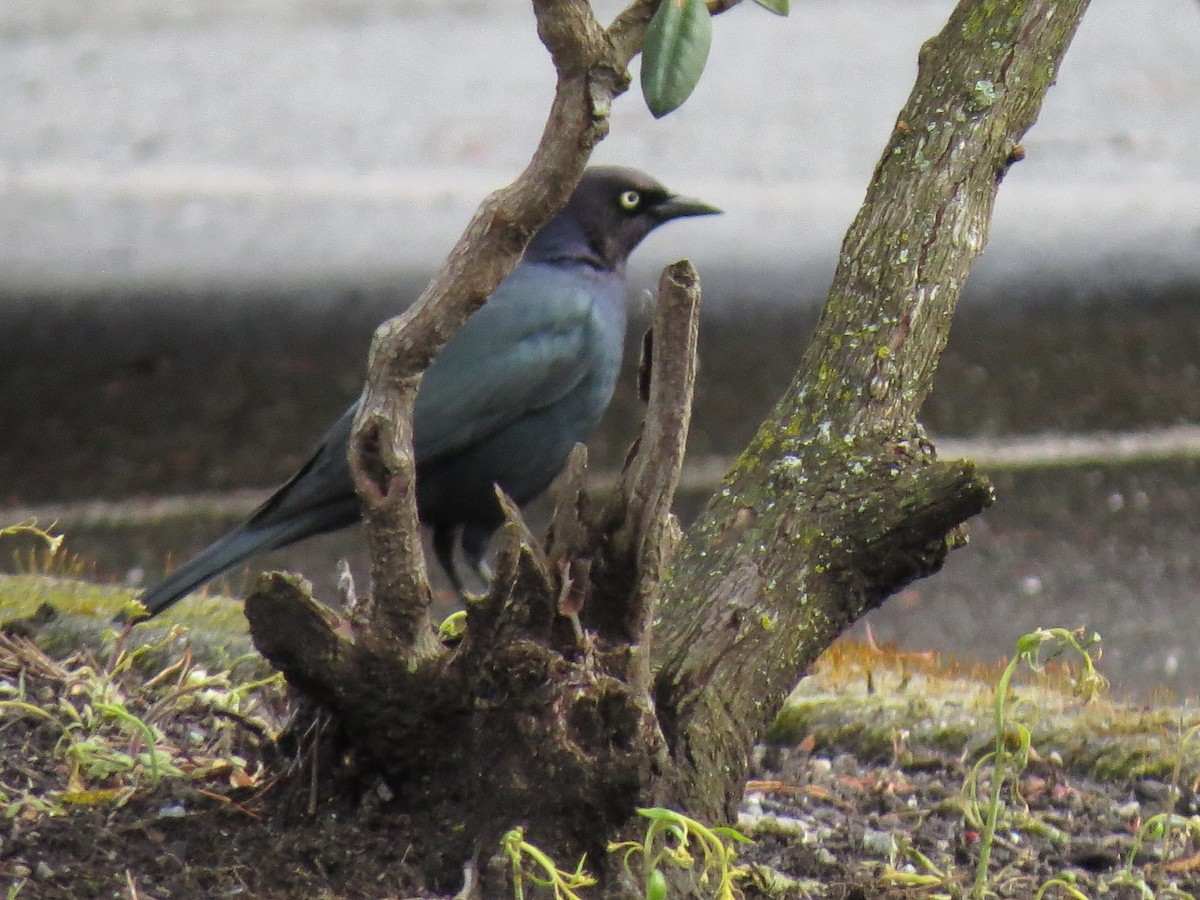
[[3, 622, 1199, 900]]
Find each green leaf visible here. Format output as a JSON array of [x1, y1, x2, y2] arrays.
[[753, 0, 790, 14], [641, 0, 713, 119], [647, 868, 669, 900]]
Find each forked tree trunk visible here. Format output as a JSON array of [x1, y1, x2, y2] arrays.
[[243, 0, 1092, 895]]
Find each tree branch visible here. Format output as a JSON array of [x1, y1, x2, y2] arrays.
[[586, 261, 702, 666], [652, 0, 1092, 820], [346, 0, 663, 658]]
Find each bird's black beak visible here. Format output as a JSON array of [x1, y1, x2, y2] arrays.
[[653, 193, 722, 221]]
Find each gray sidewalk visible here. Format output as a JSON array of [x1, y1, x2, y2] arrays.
[[2, 0, 1199, 301]]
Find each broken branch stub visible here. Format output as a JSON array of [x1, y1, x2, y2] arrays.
[[586, 260, 701, 649]]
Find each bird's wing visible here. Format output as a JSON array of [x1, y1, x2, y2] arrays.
[[413, 264, 611, 463]]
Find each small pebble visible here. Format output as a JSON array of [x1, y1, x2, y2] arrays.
[[749, 745, 766, 770], [814, 847, 838, 867], [1114, 800, 1140, 820], [831, 754, 858, 775], [861, 828, 895, 856], [1134, 780, 1173, 803]]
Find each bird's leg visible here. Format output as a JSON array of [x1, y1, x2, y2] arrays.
[[460, 523, 495, 592], [433, 524, 467, 597], [337, 559, 362, 620]]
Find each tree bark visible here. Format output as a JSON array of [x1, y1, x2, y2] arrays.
[[242, 0, 1092, 895]]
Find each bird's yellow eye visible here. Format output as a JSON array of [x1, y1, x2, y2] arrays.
[[618, 190, 641, 211]]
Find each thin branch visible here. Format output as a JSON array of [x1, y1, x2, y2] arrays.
[[792, 2, 1091, 436], [587, 261, 702, 662], [347, 0, 659, 656], [610, 0, 744, 59], [467, 492, 560, 650]]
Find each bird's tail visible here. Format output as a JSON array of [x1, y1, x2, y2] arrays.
[[134, 505, 349, 619]]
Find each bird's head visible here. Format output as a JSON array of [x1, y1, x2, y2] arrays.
[[532, 166, 721, 272]]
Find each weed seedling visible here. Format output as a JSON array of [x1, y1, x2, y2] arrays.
[[966, 627, 1105, 900], [1034, 870, 1090, 899], [878, 836, 958, 898], [609, 807, 751, 899], [1110, 811, 1200, 898], [501, 826, 596, 900]]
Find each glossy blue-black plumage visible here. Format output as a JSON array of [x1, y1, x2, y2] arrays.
[[136, 167, 719, 616]]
